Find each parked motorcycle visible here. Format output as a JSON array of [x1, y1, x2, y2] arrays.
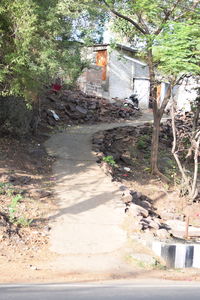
[[123, 94, 139, 110]]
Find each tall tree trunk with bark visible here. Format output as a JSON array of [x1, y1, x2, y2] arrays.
[[148, 48, 160, 174], [148, 48, 171, 180]]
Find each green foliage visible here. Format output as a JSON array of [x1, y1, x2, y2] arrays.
[[0, 182, 12, 195], [0, 181, 31, 226], [99, 0, 199, 49], [154, 21, 200, 78], [136, 135, 151, 150], [16, 217, 33, 227], [8, 192, 33, 227], [0, 0, 96, 101], [102, 155, 116, 166], [8, 194, 23, 223], [0, 181, 23, 197]]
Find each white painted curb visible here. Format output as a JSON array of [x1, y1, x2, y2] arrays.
[[151, 241, 200, 268]]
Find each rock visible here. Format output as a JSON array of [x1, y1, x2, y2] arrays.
[[122, 194, 132, 204], [130, 253, 156, 266], [136, 192, 142, 198], [75, 105, 87, 115], [8, 175, 17, 183], [134, 217, 143, 232], [0, 175, 9, 182], [128, 203, 149, 218], [140, 200, 152, 209], [124, 167, 131, 172], [47, 95, 57, 102], [130, 191, 138, 201], [29, 189, 41, 199], [39, 190, 52, 198], [47, 117, 56, 126], [140, 220, 150, 230], [148, 219, 160, 230], [29, 264, 38, 270], [119, 185, 128, 191], [66, 103, 76, 112], [20, 176, 31, 185], [90, 103, 97, 110], [120, 155, 132, 165], [55, 103, 65, 111], [156, 228, 170, 240]]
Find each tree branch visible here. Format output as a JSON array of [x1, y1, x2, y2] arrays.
[[171, 102, 190, 185], [174, 0, 199, 21], [102, 0, 147, 35], [154, 0, 182, 35], [136, 13, 150, 34], [190, 131, 200, 200]]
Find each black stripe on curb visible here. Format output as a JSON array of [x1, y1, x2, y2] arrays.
[[161, 245, 176, 268], [185, 246, 194, 268], [150, 241, 200, 268]]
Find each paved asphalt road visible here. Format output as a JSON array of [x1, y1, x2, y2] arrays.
[[1, 282, 200, 300]]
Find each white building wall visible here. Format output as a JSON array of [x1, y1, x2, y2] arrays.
[[174, 77, 199, 112], [109, 51, 150, 108], [109, 50, 135, 99], [134, 79, 150, 109]]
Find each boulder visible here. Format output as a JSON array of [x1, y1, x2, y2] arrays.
[[140, 200, 152, 209], [148, 219, 160, 230], [122, 194, 133, 204], [156, 228, 170, 240], [128, 203, 149, 218], [75, 105, 87, 115]]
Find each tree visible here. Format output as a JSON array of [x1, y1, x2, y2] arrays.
[[86, 0, 199, 180], [0, 0, 105, 133], [153, 20, 200, 200], [0, 0, 99, 102]]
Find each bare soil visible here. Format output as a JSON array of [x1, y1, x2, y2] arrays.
[[0, 132, 59, 281]]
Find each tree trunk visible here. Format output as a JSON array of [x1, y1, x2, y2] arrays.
[[147, 48, 160, 174], [151, 115, 161, 173], [148, 48, 171, 182], [29, 92, 40, 135]]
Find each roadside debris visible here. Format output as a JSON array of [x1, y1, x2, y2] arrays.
[[40, 89, 141, 128], [48, 110, 60, 121]]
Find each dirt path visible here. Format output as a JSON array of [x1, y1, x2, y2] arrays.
[[44, 111, 158, 274]]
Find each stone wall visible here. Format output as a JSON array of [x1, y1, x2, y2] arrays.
[[78, 66, 104, 97]]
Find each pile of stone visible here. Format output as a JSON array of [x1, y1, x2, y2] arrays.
[[40, 89, 141, 127], [92, 125, 174, 241], [121, 185, 171, 240]]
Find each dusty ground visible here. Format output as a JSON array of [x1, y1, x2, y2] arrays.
[[0, 132, 59, 282], [0, 108, 200, 283]]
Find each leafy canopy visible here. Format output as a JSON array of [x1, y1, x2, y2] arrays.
[[0, 0, 105, 101], [154, 21, 200, 79]]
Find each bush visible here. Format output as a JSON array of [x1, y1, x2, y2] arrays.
[[0, 96, 33, 135], [136, 135, 151, 150]]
